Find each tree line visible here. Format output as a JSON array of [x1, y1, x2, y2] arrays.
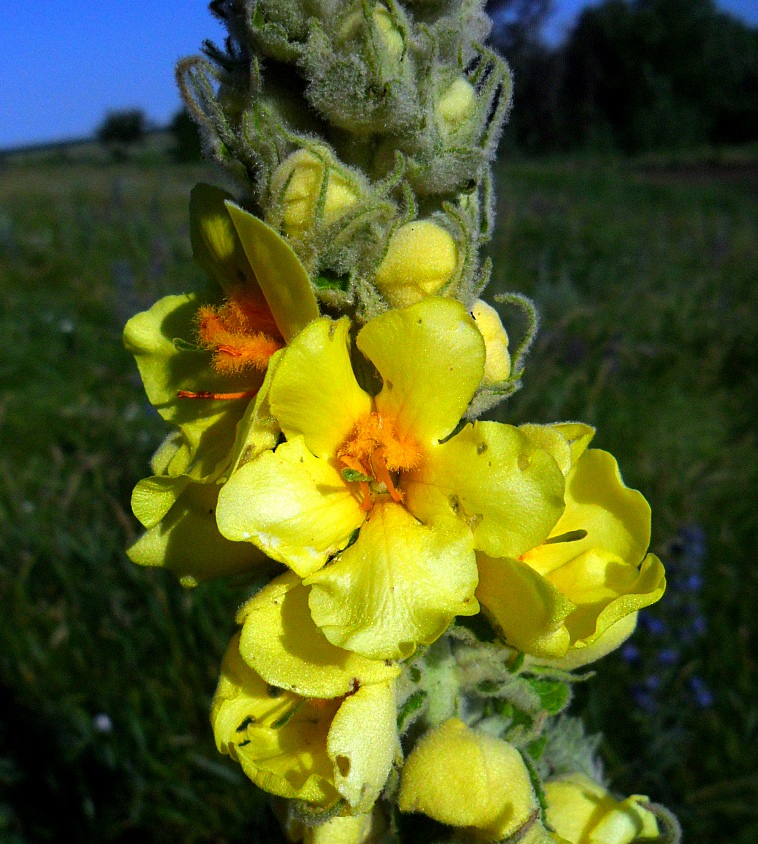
[[487, 0, 758, 153]]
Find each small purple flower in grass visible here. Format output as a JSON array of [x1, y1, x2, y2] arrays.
[[689, 676, 714, 709]]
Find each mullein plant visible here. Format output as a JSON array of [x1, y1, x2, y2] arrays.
[[123, 1, 680, 841]]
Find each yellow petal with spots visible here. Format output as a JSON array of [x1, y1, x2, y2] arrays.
[[216, 437, 365, 577], [211, 634, 340, 806], [306, 501, 478, 660], [523, 449, 651, 578], [270, 318, 372, 459], [327, 682, 398, 812], [405, 421, 566, 559], [357, 298, 485, 446], [238, 571, 400, 699]]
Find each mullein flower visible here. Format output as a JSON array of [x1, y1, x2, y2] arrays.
[[398, 718, 544, 841], [216, 296, 565, 659], [125, 190, 319, 583], [476, 424, 666, 667], [544, 775, 659, 844], [212, 576, 400, 814]]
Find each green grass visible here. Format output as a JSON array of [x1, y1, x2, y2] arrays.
[[0, 157, 756, 842], [489, 159, 758, 843]]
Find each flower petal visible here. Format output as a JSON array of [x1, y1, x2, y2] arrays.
[[476, 554, 575, 659], [530, 613, 639, 671], [519, 422, 595, 477], [212, 634, 340, 806], [549, 551, 666, 646], [238, 571, 400, 699], [327, 682, 398, 812], [356, 298, 485, 445], [270, 318, 372, 459], [523, 449, 651, 577], [190, 183, 264, 300], [306, 501, 479, 660], [226, 202, 320, 342], [405, 421, 566, 559], [127, 482, 269, 587], [216, 437, 365, 577]]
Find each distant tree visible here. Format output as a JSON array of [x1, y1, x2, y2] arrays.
[[561, 0, 758, 151], [487, 0, 565, 153], [97, 109, 146, 161], [169, 108, 204, 163]]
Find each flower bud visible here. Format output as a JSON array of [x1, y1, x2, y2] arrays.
[[435, 78, 477, 136], [270, 148, 359, 238], [305, 813, 374, 844], [471, 299, 511, 384], [340, 3, 404, 63], [399, 719, 539, 840], [544, 775, 659, 844], [375, 221, 458, 308]]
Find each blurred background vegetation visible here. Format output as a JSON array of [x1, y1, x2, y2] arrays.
[[1, 0, 756, 842]]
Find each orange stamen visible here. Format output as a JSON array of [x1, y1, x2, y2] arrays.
[[177, 389, 259, 400], [337, 412, 421, 510], [195, 295, 283, 375], [371, 448, 403, 503]]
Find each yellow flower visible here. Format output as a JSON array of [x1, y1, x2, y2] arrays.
[[544, 775, 659, 844], [399, 719, 541, 841], [124, 192, 319, 583], [212, 625, 398, 812], [374, 221, 459, 308], [216, 297, 565, 659], [476, 424, 666, 665], [270, 148, 360, 238]]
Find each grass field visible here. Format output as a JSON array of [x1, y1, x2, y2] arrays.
[[0, 157, 756, 842]]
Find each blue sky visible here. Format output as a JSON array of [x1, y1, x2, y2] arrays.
[[1, 0, 757, 148]]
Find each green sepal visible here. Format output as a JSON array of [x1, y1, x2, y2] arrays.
[[525, 678, 571, 716], [225, 202, 319, 342], [397, 689, 428, 732]]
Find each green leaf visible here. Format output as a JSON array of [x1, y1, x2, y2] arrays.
[[397, 690, 427, 731], [314, 270, 350, 291], [225, 202, 319, 342], [526, 678, 571, 715]]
